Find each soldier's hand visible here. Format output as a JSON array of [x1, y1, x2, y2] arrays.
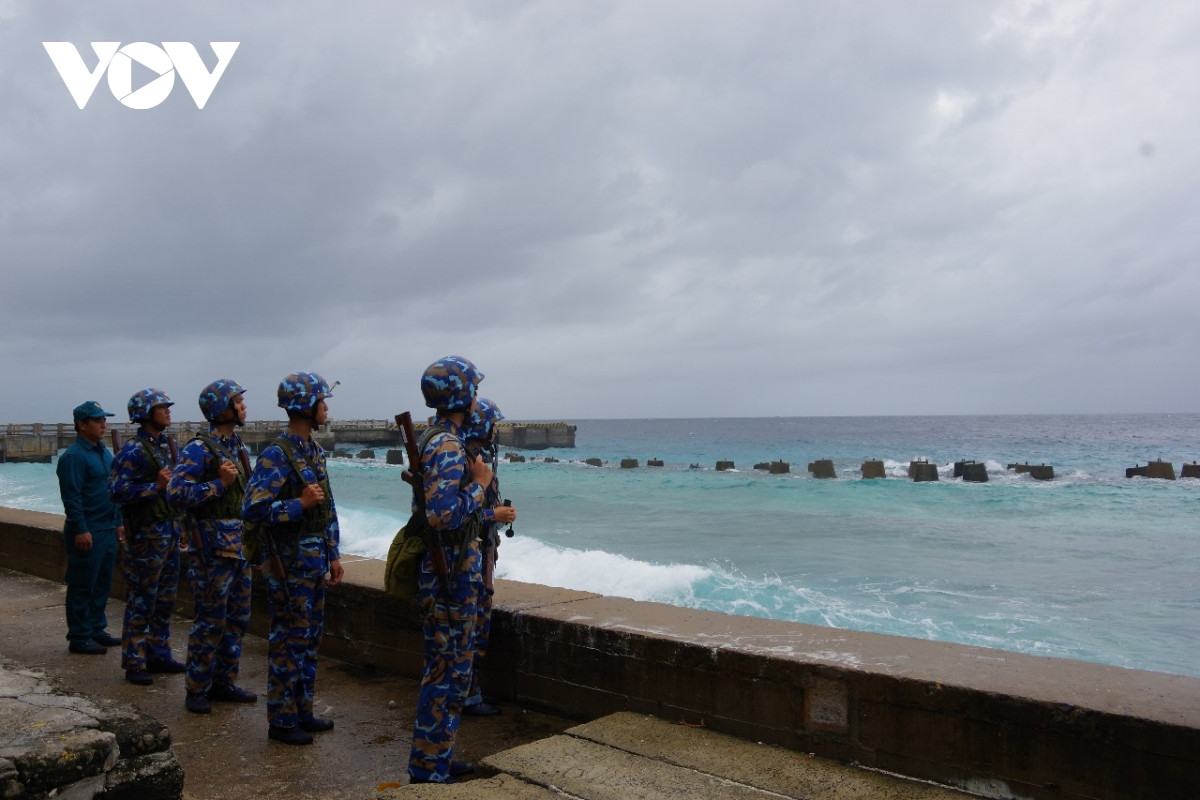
[[300, 483, 326, 509], [468, 454, 493, 487], [74, 532, 93, 552], [156, 467, 172, 491], [217, 460, 238, 488], [494, 503, 517, 524]]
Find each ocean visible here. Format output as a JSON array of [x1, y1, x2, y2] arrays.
[[4, 414, 1198, 679]]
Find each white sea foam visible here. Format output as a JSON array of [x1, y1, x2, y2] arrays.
[[493, 536, 711, 603], [336, 505, 407, 561]]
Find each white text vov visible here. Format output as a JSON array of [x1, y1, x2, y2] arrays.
[[43, 42, 239, 110]]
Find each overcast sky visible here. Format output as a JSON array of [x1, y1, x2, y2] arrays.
[[2, 1, 1198, 423]]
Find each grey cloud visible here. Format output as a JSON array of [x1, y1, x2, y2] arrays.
[[2, 1, 1199, 421]]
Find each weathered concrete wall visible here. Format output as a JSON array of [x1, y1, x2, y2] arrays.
[[3, 506, 1198, 800]]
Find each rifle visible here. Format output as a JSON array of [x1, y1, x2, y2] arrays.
[[238, 445, 282, 579], [481, 496, 514, 596], [396, 411, 453, 604], [487, 443, 516, 539], [262, 526, 286, 581], [166, 435, 204, 555], [480, 434, 513, 594], [480, 502, 505, 597], [236, 447, 252, 481]]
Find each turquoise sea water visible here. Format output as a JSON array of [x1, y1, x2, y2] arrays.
[[4, 414, 1198, 678]]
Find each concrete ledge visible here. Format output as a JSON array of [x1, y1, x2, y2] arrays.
[[434, 711, 976, 800], [3, 506, 1198, 800], [0, 654, 183, 800]]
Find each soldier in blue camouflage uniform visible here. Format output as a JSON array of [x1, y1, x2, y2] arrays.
[[243, 372, 344, 746], [168, 379, 258, 714], [461, 397, 507, 718], [108, 388, 185, 686], [408, 358, 517, 785]]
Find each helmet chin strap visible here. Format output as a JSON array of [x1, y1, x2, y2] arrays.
[[214, 408, 244, 427], [292, 400, 323, 425]]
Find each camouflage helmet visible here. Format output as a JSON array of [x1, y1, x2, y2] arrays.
[[127, 388, 173, 423], [198, 379, 246, 422], [444, 355, 484, 383], [277, 371, 334, 414], [462, 397, 504, 442], [421, 356, 483, 412]]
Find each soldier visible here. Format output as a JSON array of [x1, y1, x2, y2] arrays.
[[407, 358, 517, 784], [242, 372, 344, 746], [108, 388, 185, 685], [57, 401, 124, 655], [460, 397, 507, 718], [168, 380, 258, 714]]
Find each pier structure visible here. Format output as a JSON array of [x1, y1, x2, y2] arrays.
[[328, 419, 577, 450], [0, 419, 576, 461]]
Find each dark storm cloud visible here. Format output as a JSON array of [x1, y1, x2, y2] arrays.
[[2, 0, 1199, 421]]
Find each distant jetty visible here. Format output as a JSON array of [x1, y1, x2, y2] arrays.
[[0, 419, 577, 461]]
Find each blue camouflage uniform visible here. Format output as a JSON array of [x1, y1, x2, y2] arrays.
[[408, 419, 486, 783], [108, 429, 183, 672], [168, 429, 253, 697], [242, 432, 340, 731], [57, 433, 123, 646]]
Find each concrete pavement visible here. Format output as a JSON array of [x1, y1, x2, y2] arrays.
[[0, 566, 980, 799], [0, 567, 570, 799]]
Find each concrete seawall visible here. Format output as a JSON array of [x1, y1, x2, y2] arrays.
[[2, 506, 1197, 800]]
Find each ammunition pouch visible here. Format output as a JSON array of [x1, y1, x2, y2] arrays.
[[121, 436, 179, 532], [190, 433, 247, 523], [122, 494, 177, 533], [270, 434, 333, 541]]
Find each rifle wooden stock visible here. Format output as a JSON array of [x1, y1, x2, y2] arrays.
[[265, 537, 286, 581], [396, 412, 420, 487], [235, 448, 281, 578], [163, 435, 206, 553], [482, 535, 496, 596], [183, 517, 204, 555]]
